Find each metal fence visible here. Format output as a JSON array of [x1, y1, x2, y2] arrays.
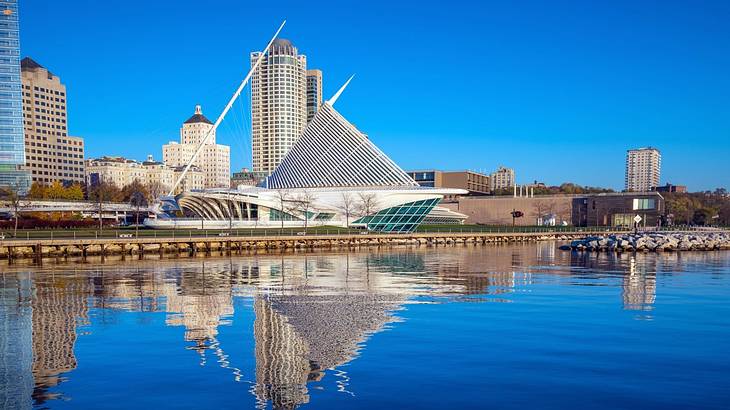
[[0, 225, 725, 242]]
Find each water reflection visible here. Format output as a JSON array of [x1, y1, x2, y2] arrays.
[[1, 243, 729, 409]]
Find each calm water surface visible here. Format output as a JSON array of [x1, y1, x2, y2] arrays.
[[2, 243, 730, 409]]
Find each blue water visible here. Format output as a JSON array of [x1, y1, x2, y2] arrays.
[[2, 243, 730, 409]]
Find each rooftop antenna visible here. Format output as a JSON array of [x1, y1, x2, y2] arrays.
[[168, 20, 286, 196], [326, 74, 355, 106]]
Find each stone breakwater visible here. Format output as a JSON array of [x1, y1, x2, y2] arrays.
[[561, 232, 730, 252]]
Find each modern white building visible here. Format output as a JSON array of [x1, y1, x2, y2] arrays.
[[163, 105, 230, 189], [625, 147, 661, 192], [250, 39, 308, 175], [146, 84, 467, 232]]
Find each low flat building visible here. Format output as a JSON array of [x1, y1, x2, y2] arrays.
[[408, 170, 490, 198], [652, 183, 687, 193], [443, 191, 664, 227], [230, 168, 267, 188]]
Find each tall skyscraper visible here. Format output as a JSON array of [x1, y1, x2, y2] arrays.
[[0, 1, 31, 193], [305, 69, 322, 123], [163, 105, 230, 189], [250, 39, 308, 175], [21, 58, 85, 186], [625, 147, 661, 192]]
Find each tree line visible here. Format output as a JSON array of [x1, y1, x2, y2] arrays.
[[664, 191, 730, 226], [494, 183, 615, 196]]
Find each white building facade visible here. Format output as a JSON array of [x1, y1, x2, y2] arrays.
[[250, 39, 308, 175], [162, 105, 230, 189], [625, 147, 661, 192], [147, 94, 467, 232], [490, 166, 515, 191], [85, 156, 178, 190]]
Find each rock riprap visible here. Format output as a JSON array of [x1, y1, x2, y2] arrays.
[[560, 232, 730, 252]]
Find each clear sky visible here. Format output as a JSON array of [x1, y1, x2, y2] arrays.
[[19, 0, 730, 191]]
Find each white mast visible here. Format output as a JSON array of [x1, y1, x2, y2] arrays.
[[168, 20, 286, 196], [326, 74, 355, 106]]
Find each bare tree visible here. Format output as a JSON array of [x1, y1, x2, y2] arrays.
[[0, 183, 25, 238], [555, 202, 572, 226], [88, 181, 121, 233], [532, 200, 549, 225], [355, 192, 379, 224], [337, 192, 355, 228], [146, 180, 168, 201], [292, 189, 317, 233], [273, 189, 292, 229], [129, 191, 149, 237]]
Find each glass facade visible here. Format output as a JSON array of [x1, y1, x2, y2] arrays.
[[352, 198, 440, 233], [269, 208, 296, 221], [0, 0, 30, 193]]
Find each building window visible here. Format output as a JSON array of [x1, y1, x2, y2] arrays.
[[632, 198, 655, 210]]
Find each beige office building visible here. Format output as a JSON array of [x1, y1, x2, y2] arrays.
[[250, 39, 309, 175], [163, 105, 230, 189], [20, 57, 85, 185], [625, 147, 660, 192], [490, 166, 515, 190], [408, 170, 491, 198], [85, 155, 203, 194], [306, 69, 322, 123]]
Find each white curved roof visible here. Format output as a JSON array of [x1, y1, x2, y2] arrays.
[[266, 103, 418, 189]]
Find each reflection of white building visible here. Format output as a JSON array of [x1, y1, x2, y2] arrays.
[[163, 105, 230, 189], [147, 84, 467, 232]]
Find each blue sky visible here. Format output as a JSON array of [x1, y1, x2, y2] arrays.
[[19, 0, 730, 191]]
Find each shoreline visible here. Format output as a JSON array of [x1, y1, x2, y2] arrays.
[[1, 230, 605, 263]]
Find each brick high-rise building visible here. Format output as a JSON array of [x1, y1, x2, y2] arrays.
[[20, 57, 85, 185]]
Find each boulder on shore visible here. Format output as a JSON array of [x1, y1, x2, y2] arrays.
[[561, 232, 730, 253]]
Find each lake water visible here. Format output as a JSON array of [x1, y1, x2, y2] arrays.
[[2, 243, 730, 409]]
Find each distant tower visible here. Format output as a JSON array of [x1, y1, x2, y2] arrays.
[[306, 69, 323, 123], [250, 39, 308, 175], [163, 105, 230, 189], [625, 147, 661, 192]]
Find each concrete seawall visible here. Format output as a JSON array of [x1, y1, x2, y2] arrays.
[[0, 231, 620, 262]]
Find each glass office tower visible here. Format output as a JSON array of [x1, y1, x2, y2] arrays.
[[0, 0, 30, 193]]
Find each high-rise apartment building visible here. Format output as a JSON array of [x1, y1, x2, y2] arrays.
[[490, 166, 515, 191], [0, 1, 31, 193], [20, 57, 85, 186], [250, 39, 308, 175], [625, 147, 660, 192], [305, 69, 322, 123], [163, 105, 230, 189]]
